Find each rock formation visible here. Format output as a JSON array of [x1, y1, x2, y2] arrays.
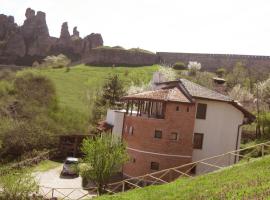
[[0, 8, 103, 65]]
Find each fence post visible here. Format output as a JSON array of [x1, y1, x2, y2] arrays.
[[262, 145, 265, 157], [52, 188, 54, 198], [122, 182, 125, 192]]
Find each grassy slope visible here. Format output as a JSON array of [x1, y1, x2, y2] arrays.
[[19, 65, 158, 130], [98, 156, 270, 200], [22, 65, 158, 114]]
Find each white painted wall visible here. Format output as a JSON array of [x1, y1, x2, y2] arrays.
[[192, 99, 244, 174], [105, 109, 125, 139]]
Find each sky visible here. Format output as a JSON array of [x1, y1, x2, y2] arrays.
[[1, 0, 270, 55]]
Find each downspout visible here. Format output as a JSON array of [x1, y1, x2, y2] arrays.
[[234, 121, 246, 163]]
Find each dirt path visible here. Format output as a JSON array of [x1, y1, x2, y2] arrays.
[[35, 165, 95, 199]]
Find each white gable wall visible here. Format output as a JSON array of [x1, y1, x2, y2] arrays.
[[192, 99, 244, 174]]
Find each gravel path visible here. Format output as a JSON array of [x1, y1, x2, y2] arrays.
[[35, 165, 95, 199]]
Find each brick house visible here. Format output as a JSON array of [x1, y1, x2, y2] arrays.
[[105, 79, 255, 177]]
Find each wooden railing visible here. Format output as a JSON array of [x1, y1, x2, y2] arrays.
[[38, 141, 270, 199], [103, 141, 270, 194]]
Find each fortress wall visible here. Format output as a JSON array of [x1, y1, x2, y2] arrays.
[[157, 52, 270, 71]]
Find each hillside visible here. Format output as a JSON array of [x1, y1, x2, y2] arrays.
[[97, 156, 270, 200], [19, 65, 158, 130]]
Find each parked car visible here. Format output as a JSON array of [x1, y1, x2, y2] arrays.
[[61, 157, 79, 176]]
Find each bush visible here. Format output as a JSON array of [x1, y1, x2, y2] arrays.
[[43, 54, 71, 68], [0, 169, 38, 200], [216, 67, 227, 78], [173, 62, 187, 70]]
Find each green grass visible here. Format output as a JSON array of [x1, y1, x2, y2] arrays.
[[97, 156, 270, 200], [31, 160, 62, 172], [21, 65, 157, 114], [18, 65, 158, 131]]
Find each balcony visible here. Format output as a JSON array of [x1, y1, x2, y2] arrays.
[[124, 100, 165, 119]]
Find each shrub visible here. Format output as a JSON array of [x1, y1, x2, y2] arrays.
[[0, 169, 38, 200], [43, 54, 71, 68], [216, 67, 227, 77], [32, 61, 40, 67], [173, 62, 187, 70]]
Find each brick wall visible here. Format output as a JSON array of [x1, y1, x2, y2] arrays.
[[122, 102, 196, 177]]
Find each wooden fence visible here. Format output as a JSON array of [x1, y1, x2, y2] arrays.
[[38, 141, 270, 199]]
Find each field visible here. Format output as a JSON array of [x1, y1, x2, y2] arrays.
[[97, 156, 270, 200], [19, 65, 158, 131]]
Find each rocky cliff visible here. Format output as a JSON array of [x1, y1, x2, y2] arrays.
[[0, 8, 103, 65]]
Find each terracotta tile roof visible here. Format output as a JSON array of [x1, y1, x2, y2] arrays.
[[122, 87, 191, 103], [180, 79, 232, 102]]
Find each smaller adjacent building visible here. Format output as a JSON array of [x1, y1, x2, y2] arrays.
[[105, 79, 255, 177]]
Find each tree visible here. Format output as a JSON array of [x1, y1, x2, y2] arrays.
[[228, 84, 254, 103], [80, 134, 129, 195], [158, 66, 177, 81], [188, 61, 201, 76], [90, 75, 126, 125], [0, 169, 38, 200], [102, 74, 126, 107], [226, 62, 249, 89]]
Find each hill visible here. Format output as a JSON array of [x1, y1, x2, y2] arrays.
[[97, 156, 270, 200], [20, 65, 158, 131]]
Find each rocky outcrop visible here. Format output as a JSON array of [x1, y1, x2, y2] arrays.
[[0, 8, 103, 65]]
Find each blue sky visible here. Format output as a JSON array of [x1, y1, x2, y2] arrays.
[[1, 0, 270, 55]]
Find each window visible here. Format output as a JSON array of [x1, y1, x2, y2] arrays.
[[131, 158, 136, 163], [154, 130, 162, 139], [176, 106, 180, 111], [187, 106, 190, 112], [129, 126, 134, 135], [150, 162, 159, 170], [170, 132, 179, 140], [193, 133, 204, 149], [196, 103, 207, 119]]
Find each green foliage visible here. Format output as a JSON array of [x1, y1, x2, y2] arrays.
[[187, 61, 201, 76], [102, 74, 126, 107], [173, 62, 186, 70], [0, 72, 60, 161], [0, 169, 38, 200], [80, 134, 129, 195], [226, 62, 250, 89], [91, 74, 126, 126], [216, 67, 227, 78], [43, 54, 71, 68], [97, 156, 270, 200]]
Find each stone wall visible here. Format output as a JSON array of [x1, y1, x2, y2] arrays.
[[157, 52, 270, 71]]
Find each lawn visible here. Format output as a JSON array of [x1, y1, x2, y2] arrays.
[[97, 155, 270, 200]]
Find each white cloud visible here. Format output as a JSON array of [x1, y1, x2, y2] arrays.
[[1, 0, 270, 55]]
